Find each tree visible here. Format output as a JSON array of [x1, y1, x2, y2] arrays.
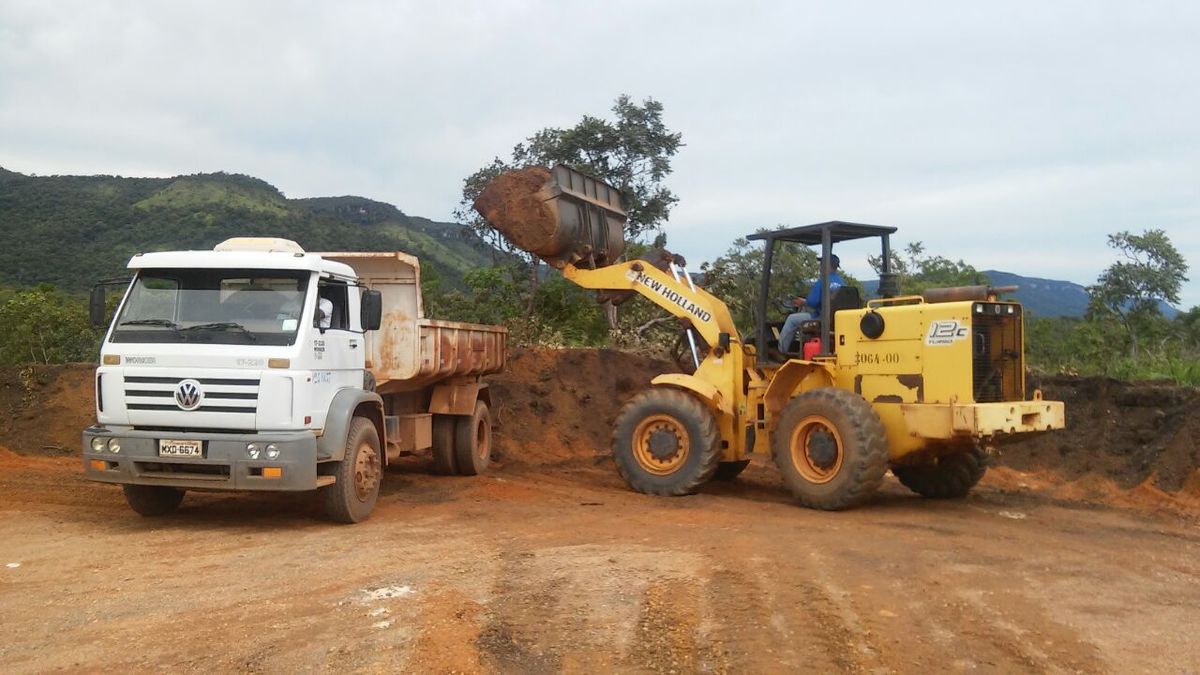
[[0, 285, 100, 365], [868, 242, 989, 295], [700, 231, 820, 333], [1088, 229, 1189, 358], [453, 96, 683, 315]]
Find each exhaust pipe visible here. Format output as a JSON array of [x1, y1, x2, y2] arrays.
[[473, 165, 627, 269]]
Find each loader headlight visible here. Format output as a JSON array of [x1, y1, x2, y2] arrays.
[[91, 437, 106, 452], [265, 444, 280, 460], [107, 438, 121, 454]]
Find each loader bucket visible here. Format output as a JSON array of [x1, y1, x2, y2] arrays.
[[473, 164, 627, 269]]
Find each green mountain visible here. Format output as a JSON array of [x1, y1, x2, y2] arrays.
[[0, 168, 495, 291]]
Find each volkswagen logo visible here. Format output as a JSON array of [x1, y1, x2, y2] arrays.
[[174, 379, 204, 411]]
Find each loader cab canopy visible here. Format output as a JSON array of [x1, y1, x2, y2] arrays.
[[747, 221, 898, 360]]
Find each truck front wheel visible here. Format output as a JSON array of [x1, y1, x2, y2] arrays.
[[122, 484, 184, 517], [322, 416, 382, 524]]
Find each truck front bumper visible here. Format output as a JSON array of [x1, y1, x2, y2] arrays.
[[82, 427, 323, 491], [900, 398, 1065, 440]]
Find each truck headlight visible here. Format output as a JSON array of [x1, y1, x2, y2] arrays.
[[246, 443, 261, 459], [265, 444, 280, 460], [107, 438, 121, 454], [91, 437, 106, 452]]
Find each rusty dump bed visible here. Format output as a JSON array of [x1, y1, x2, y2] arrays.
[[318, 252, 506, 394]]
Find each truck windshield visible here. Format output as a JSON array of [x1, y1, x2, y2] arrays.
[[110, 268, 310, 346]]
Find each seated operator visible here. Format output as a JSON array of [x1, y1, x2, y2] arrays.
[[315, 296, 333, 329], [778, 253, 844, 354]]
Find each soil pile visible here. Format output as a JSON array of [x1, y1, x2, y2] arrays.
[[997, 375, 1200, 495], [2, 353, 1197, 512], [0, 364, 94, 455], [487, 347, 672, 467], [471, 166, 559, 262]]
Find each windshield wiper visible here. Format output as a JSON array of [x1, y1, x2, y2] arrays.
[[180, 322, 258, 342], [118, 319, 180, 331]]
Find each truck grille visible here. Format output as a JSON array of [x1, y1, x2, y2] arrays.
[[124, 376, 260, 414], [971, 303, 1023, 403]]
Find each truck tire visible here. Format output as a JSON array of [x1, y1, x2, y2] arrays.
[[430, 415, 458, 475], [453, 401, 492, 476], [322, 416, 382, 524], [893, 445, 987, 499], [771, 388, 889, 510], [711, 459, 751, 481], [122, 484, 185, 517], [612, 387, 722, 496]]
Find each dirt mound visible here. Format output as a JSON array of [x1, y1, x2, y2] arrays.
[[3, 354, 1197, 515], [488, 347, 672, 467], [1000, 375, 1200, 492], [471, 166, 559, 261], [0, 364, 94, 456]]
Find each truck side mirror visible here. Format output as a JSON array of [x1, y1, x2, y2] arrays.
[[361, 289, 382, 331], [89, 286, 107, 328]]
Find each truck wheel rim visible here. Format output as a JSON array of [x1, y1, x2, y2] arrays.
[[476, 416, 490, 461], [632, 414, 689, 476], [790, 415, 843, 484], [354, 442, 381, 501]]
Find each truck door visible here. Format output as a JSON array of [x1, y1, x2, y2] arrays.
[[312, 277, 364, 394]]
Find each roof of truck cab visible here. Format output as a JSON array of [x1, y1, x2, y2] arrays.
[[126, 249, 358, 279]]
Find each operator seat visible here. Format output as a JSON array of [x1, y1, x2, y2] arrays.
[[797, 286, 863, 349]]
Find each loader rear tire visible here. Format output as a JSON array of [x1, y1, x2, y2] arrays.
[[613, 387, 722, 496], [430, 414, 458, 475], [893, 445, 987, 499], [322, 416, 382, 524], [711, 459, 751, 481], [453, 401, 492, 476], [122, 484, 184, 517], [771, 388, 889, 510]]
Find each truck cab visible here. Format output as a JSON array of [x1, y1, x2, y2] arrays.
[[83, 237, 506, 523]]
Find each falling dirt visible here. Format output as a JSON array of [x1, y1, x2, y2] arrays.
[[471, 166, 560, 263], [2, 351, 1200, 672]]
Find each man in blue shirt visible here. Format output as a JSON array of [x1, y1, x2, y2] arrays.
[[778, 254, 844, 354]]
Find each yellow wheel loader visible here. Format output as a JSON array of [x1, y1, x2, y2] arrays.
[[474, 165, 1065, 509]]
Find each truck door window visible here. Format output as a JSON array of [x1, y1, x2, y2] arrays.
[[316, 280, 349, 330]]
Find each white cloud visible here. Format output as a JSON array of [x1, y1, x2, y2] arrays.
[[0, 0, 1197, 305]]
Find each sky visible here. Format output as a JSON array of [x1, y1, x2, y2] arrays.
[[1, 0, 1198, 307]]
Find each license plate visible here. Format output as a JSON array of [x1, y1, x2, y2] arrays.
[[159, 439, 203, 458]]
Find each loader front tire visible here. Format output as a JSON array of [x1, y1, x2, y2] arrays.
[[613, 387, 722, 496], [893, 445, 987, 499], [771, 388, 889, 510]]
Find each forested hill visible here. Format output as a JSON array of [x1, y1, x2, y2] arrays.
[[0, 167, 495, 291]]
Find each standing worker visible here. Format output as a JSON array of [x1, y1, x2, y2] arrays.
[[778, 253, 844, 354]]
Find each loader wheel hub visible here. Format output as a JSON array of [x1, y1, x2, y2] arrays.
[[647, 429, 680, 461], [790, 415, 844, 484], [632, 414, 690, 476]]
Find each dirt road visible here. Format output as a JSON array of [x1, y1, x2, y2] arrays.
[[2, 449, 1198, 674]]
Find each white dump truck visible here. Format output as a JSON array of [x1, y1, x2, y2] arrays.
[[82, 238, 506, 523]]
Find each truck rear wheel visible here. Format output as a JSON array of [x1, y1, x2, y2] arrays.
[[430, 415, 458, 475], [454, 401, 492, 476], [323, 416, 382, 524], [771, 388, 889, 510], [612, 387, 722, 496], [122, 484, 184, 517], [893, 445, 987, 499]]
